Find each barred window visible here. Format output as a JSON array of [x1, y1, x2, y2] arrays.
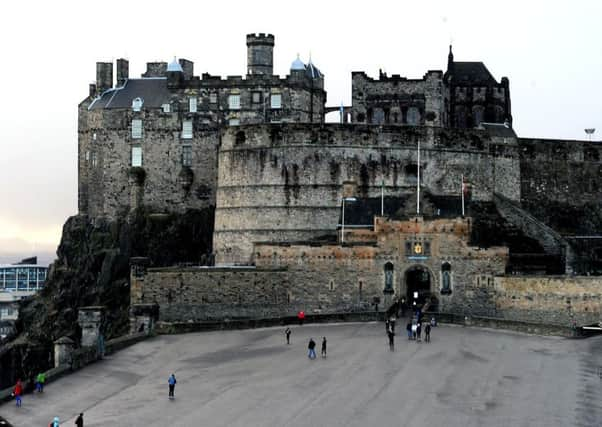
[[228, 94, 240, 110], [131, 119, 142, 139], [182, 120, 193, 139], [182, 145, 192, 166], [161, 103, 171, 113]]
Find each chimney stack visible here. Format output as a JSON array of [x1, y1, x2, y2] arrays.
[[96, 62, 113, 94], [116, 58, 129, 86]]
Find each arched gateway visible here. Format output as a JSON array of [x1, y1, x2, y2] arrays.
[[404, 265, 436, 311]]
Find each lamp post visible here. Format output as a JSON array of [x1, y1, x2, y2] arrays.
[[341, 197, 357, 244]]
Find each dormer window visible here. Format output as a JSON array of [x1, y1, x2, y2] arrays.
[[132, 97, 143, 112], [189, 97, 197, 113]]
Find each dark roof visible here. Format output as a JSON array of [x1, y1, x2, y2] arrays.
[[338, 194, 465, 227], [305, 62, 322, 79], [451, 62, 497, 85], [89, 78, 171, 110], [480, 123, 516, 138]]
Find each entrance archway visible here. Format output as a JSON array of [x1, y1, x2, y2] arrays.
[[405, 265, 432, 310]]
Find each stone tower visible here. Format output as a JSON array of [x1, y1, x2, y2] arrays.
[[246, 33, 274, 75]]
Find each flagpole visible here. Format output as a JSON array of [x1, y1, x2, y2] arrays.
[[461, 174, 465, 217], [417, 140, 420, 215]]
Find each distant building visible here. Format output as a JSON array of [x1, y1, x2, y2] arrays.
[[0, 257, 47, 329]]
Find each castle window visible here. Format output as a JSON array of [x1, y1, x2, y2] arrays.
[[384, 262, 394, 292], [329, 279, 335, 291], [131, 119, 142, 139], [209, 93, 217, 104], [132, 97, 143, 112], [441, 262, 452, 295], [189, 97, 197, 113], [161, 103, 171, 113], [270, 94, 282, 109], [407, 107, 420, 125], [358, 281, 363, 301], [405, 164, 418, 183], [182, 145, 192, 166], [131, 146, 142, 167], [228, 94, 240, 110], [91, 152, 98, 167], [182, 120, 193, 139], [252, 92, 262, 104], [229, 118, 240, 126], [85, 150, 90, 163]]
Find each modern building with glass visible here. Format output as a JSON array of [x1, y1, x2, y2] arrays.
[[0, 257, 48, 324]]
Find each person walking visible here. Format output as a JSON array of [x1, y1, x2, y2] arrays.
[[168, 373, 177, 399], [425, 323, 431, 343], [308, 338, 316, 359], [75, 412, 84, 427], [387, 326, 395, 351], [411, 322, 417, 340], [50, 416, 60, 427], [416, 322, 422, 342], [36, 371, 46, 393], [321, 337, 327, 358], [406, 322, 412, 340], [12, 379, 22, 407], [285, 327, 291, 344], [297, 311, 305, 326]]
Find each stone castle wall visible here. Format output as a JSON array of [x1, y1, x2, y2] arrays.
[[214, 123, 521, 264], [495, 276, 602, 326], [79, 107, 219, 218]]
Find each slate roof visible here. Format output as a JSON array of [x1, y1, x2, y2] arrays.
[[480, 122, 516, 138], [452, 62, 497, 85], [89, 78, 171, 110]]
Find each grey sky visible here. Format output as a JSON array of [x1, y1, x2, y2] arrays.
[[1, 0, 601, 261]]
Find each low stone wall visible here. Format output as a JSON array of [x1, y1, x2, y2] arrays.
[[494, 276, 602, 326], [0, 332, 149, 404]]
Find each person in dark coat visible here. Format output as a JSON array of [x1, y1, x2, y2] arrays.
[[387, 326, 395, 351], [75, 412, 84, 427], [416, 322, 422, 342], [285, 327, 291, 344], [321, 337, 327, 357], [406, 322, 412, 340], [308, 338, 316, 359], [425, 323, 431, 342]]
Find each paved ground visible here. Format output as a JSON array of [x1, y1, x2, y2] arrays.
[[2, 322, 601, 427]]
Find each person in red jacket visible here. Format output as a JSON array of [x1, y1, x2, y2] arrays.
[[12, 379, 23, 407], [297, 311, 305, 326]]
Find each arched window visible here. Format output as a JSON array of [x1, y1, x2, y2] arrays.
[[441, 262, 452, 295], [384, 262, 394, 293], [407, 107, 421, 125]]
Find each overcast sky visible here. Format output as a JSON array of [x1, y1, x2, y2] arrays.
[[1, 0, 601, 264]]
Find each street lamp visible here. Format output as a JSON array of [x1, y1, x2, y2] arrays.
[[341, 197, 357, 244]]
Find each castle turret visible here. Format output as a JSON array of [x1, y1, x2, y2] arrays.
[[96, 62, 113, 94], [167, 58, 184, 89], [246, 33, 274, 75]]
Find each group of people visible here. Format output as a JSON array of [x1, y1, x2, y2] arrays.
[[307, 337, 327, 359], [406, 317, 434, 342], [11, 376, 84, 425]]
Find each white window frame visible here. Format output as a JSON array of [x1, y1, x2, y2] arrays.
[[189, 97, 197, 113], [132, 97, 143, 111], [228, 94, 241, 110], [182, 120, 193, 139], [162, 103, 171, 113], [270, 93, 282, 109], [131, 119, 142, 139], [228, 118, 240, 126], [209, 93, 217, 104], [131, 146, 142, 167]]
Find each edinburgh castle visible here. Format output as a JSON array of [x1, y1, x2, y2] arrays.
[[76, 34, 602, 330]]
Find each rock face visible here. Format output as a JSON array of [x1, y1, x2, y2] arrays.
[[0, 207, 214, 389]]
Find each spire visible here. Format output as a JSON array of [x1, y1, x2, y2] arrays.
[[447, 45, 454, 70]]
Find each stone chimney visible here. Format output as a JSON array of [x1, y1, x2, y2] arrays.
[[116, 58, 129, 86], [96, 62, 113, 94]]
